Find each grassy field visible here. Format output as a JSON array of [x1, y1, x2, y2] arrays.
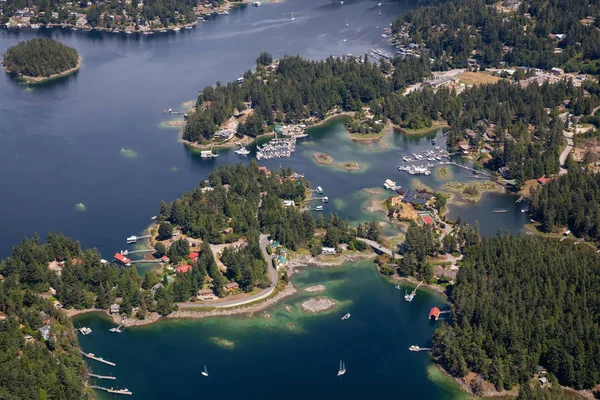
[[457, 71, 503, 86]]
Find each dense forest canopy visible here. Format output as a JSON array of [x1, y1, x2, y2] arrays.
[[2, 38, 79, 78], [392, 0, 600, 73], [434, 234, 600, 391], [529, 166, 600, 239], [0, 234, 94, 399]]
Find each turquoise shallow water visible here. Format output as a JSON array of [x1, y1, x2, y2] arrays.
[[76, 260, 462, 399]]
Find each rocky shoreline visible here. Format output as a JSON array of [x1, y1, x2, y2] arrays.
[[301, 297, 336, 314]]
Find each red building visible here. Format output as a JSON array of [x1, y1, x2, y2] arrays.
[[114, 253, 131, 266], [176, 264, 192, 274], [429, 307, 440, 320], [537, 176, 549, 185], [189, 252, 199, 261]]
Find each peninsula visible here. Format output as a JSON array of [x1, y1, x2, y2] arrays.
[[2, 38, 80, 84]]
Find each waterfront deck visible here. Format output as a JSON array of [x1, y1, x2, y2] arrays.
[[89, 373, 116, 380], [89, 385, 132, 396]]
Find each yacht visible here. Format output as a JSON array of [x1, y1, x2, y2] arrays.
[[341, 313, 350, 320], [314, 205, 323, 211], [337, 360, 346, 376], [235, 147, 250, 155], [201, 143, 218, 158], [173, 27, 181, 31], [201, 365, 209, 377]]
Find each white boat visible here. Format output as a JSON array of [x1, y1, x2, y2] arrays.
[[79, 327, 92, 335], [201, 365, 209, 377], [316, 186, 323, 194], [185, 26, 193, 30], [172, 27, 181, 31], [125, 30, 133, 34], [314, 205, 323, 211], [71, 27, 78, 31], [343, 37, 346, 42], [409, 345, 420, 351], [235, 147, 250, 155], [159, 29, 167, 33], [201, 143, 218, 158], [340, 1, 344, 4], [337, 360, 346, 376], [253, 1, 261, 5], [341, 313, 350, 320], [127, 235, 137, 244], [395, 285, 401, 290], [109, 323, 124, 333], [291, 12, 295, 21], [345, 20, 349, 27], [31, 24, 40, 29]]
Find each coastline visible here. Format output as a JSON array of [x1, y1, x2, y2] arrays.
[[395, 120, 450, 136], [4, 56, 82, 85], [349, 120, 392, 142]]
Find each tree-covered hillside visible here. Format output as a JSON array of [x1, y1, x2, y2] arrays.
[[434, 234, 600, 391]]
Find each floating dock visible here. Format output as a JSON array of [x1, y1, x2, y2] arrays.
[[89, 373, 116, 380], [80, 351, 116, 366], [89, 386, 132, 396]]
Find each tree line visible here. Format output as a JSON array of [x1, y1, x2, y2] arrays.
[[3, 38, 79, 78]]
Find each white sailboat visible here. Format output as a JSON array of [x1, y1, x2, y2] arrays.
[[291, 12, 296, 21], [343, 36, 346, 42], [337, 360, 346, 376], [201, 365, 209, 377], [345, 20, 349, 27]]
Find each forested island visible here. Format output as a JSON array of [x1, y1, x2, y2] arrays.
[[2, 38, 80, 82]]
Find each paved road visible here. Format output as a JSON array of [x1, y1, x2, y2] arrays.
[[356, 237, 402, 258], [177, 234, 278, 309], [559, 130, 574, 175]]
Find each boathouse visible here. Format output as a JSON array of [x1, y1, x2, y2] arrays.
[[114, 253, 131, 266], [429, 307, 440, 320]]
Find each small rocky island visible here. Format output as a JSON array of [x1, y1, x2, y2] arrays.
[[2, 38, 81, 84], [301, 297, 336, 314]]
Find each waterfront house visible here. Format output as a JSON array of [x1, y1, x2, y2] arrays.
[[321, 247, 336, 255], [283, 200, 295, 207], [110, 304, 120, 314], [224, 282, 239, 291], [402, 190, 433, 206], [189, 252, 199, 261], [198, 289, 218, 301], [114, 252, 131, 266], [176, 264, 192, 274], [276, 255, 289, 270], [160, 255, 170, 263]]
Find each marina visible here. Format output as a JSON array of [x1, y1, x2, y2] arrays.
[[256, 137, 297, 160]]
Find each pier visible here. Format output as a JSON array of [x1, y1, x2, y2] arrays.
[[120, 249, 154, 255], [405, 281, 423, 302], [126, 234, 151, 244], [89, 373, 116, 380], [129, 259, 162, 264], [89, 386, 132, 396], [80, 351, 116, 366], [408, 345, 432, 352]]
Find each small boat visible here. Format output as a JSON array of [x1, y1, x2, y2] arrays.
[[409, 345, 420, 351], [431, 138, 436, 145], [201, 365, 209, 377], [71, 27, 78, 31], [378, 2, 382, 5], [345, 20, 349, 27], [185, 26, 193, 30], [253, 1, 262, 6], [337, 360, 346, 376], [314, 205, 323, 211], [291, 12, 295, 21], [341, 313, 350, 320], [340, 1, 344, 4], [235, 147, 250, 155], [395, 285, 401, 290], [79, 327, 92, 335], [159, 29, 167, 33], [172, 27, 181, 31], [125, 30, 133, 34], [31, 24, 40, 29], [493, 209, 508, 213], [343, 37, 346, 42]]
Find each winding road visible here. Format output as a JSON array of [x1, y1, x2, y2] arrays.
[[177, 234, 278, 309]]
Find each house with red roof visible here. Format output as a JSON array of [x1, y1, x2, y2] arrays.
[[114, 253, 131, 266], [160, 255, 169, 263], [189, 252, 199, 261], [537, 176, 549, 185], [176, 264, 192, 274]]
